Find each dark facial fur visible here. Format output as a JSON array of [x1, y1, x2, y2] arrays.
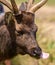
[[0, 11, 42, 61], [15, 11, 42, 58]]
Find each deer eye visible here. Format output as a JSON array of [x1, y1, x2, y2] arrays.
[[16, 31, 25, 36]]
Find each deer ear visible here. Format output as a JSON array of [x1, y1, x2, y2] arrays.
[[19, 2, 28, 11], [5, 12, 13, 25]]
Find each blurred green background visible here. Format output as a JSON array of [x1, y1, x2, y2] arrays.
[[16, 0, 55, 5], [0, 0, 55, 65]]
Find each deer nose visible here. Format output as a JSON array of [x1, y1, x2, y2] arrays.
[[31, 47, 42, 58]]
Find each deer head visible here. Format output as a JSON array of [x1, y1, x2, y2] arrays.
[[0, 0, 49, 59]]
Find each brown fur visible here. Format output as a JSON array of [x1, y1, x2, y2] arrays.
[[0, 11, 42, 62]]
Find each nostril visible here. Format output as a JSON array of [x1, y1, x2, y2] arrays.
[[32, 47, 42, 56], [34, 50, 37, 54]]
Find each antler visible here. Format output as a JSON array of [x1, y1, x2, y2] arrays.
[[29, 0, 48, 13], [27, 0, 34, 11], [0, 0, 13, 11], [10, 0, 19, 14]]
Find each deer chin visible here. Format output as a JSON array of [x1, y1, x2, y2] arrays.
[[40, 52, 49, 59]]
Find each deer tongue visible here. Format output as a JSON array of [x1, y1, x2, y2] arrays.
[[40, 52, 49, 59]]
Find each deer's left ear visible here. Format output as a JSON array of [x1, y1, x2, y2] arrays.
[[19, 2, 28, 11], [5, 12, 13, 25]]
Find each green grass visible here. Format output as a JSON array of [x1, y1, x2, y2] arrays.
[[47, 0, 55, 5], [16, 0, 55, 6]]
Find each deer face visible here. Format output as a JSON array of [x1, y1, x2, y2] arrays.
[[0, 0, 48, 59], [14, 12, 42, 58]]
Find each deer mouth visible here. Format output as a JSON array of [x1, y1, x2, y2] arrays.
[[26, 47, 49, 59], [24, 47, 42, 59]]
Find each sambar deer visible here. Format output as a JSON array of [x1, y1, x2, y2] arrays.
[[0, 0, 49, 65]]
